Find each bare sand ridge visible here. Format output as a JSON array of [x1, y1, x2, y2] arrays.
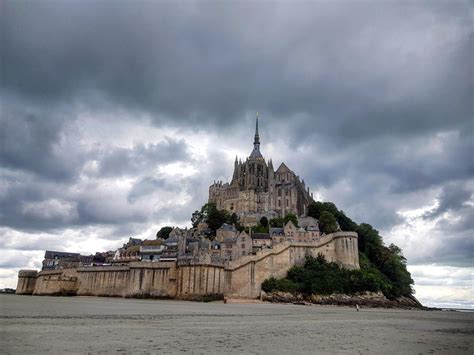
[[1, 295, 472, 354]]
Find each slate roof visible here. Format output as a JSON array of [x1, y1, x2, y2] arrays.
[[251, 233, 272, 240], [44, 251, 80, 259], [270, 227, 284, 236], [218, 223, 237, 231], [249, 147, 263, 159]]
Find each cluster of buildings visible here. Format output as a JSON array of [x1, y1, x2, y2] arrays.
[[42, 216, 325, 270]]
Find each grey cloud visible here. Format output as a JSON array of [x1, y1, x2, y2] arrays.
[[0, 101, 84, 181], [98, 138, 190, 177], [128, 177, 179, 203], [424, 183, 473, 219]]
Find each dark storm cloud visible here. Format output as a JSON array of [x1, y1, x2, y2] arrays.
[[0, 0, 472, 274], [0, 99, 83, 181], [3, 1, 471, 133]]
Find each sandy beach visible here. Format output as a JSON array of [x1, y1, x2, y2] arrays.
[[1, 294, 472, 354]]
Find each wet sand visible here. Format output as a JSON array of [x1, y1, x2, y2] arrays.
[[1, 294, 473, 354]]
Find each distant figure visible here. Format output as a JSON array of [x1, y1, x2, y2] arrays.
[[356, 304, 360, 312]]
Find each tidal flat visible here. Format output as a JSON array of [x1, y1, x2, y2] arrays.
[[1, 294, 473, 354]]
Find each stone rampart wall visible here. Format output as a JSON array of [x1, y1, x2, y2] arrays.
[[16, 270, 38, 295], [177, 264, 225, 299], [77, 262, 177, 298], [16, 232, 359, 300], [224, 232, 359, 298], [33, 269, 78, 296]]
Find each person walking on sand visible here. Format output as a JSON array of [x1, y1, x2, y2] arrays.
[[356, 304, 360, 312]]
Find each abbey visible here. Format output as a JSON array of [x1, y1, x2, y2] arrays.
[[209, 116, 313, 224]]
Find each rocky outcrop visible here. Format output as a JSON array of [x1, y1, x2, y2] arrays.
[[262, 291, 424, 309]]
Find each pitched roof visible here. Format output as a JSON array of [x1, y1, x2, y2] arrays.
[[276, 162, 292, 173]]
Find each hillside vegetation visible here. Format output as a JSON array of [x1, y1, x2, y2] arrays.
[[263, 201, 414, 299]]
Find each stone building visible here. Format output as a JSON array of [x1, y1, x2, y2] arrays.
[[42, 251, 80, 270], [220, 231, 252, 261], [251, 233, 273, 253], [209, 115, 313, 224], [216, 223, 238, 242]]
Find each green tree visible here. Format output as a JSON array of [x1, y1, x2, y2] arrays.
[[156, 226, 173, 240], [191, 210, 203, 228], [206, 206, 229, 232], [229, 213, 239, 226], [283, 213, 299, 227], [192, 203, 232, 235], [269, 214, 298, 228], [269, 217, 284, 228], [260, 216, 269, 229], [319, 211, 338, 234], [308, 201, 356, 231]]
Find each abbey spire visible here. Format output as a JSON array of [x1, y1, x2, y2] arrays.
[[249, 113, 263, 159], [254, 113, 260, 148]]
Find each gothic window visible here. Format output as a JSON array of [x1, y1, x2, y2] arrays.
[[278, 200, 281, 207], [278, 189, 282, 196], [241, 244, 245, 249]]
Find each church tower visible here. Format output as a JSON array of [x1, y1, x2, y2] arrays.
[[209, 114, 313, 221]]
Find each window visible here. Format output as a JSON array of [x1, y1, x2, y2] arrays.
[[241, 244, 245, 249]]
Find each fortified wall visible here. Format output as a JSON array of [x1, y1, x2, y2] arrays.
[[16, 232, 358, 299]]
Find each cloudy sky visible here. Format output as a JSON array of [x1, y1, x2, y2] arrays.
[[1, 1, 472, 307]]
